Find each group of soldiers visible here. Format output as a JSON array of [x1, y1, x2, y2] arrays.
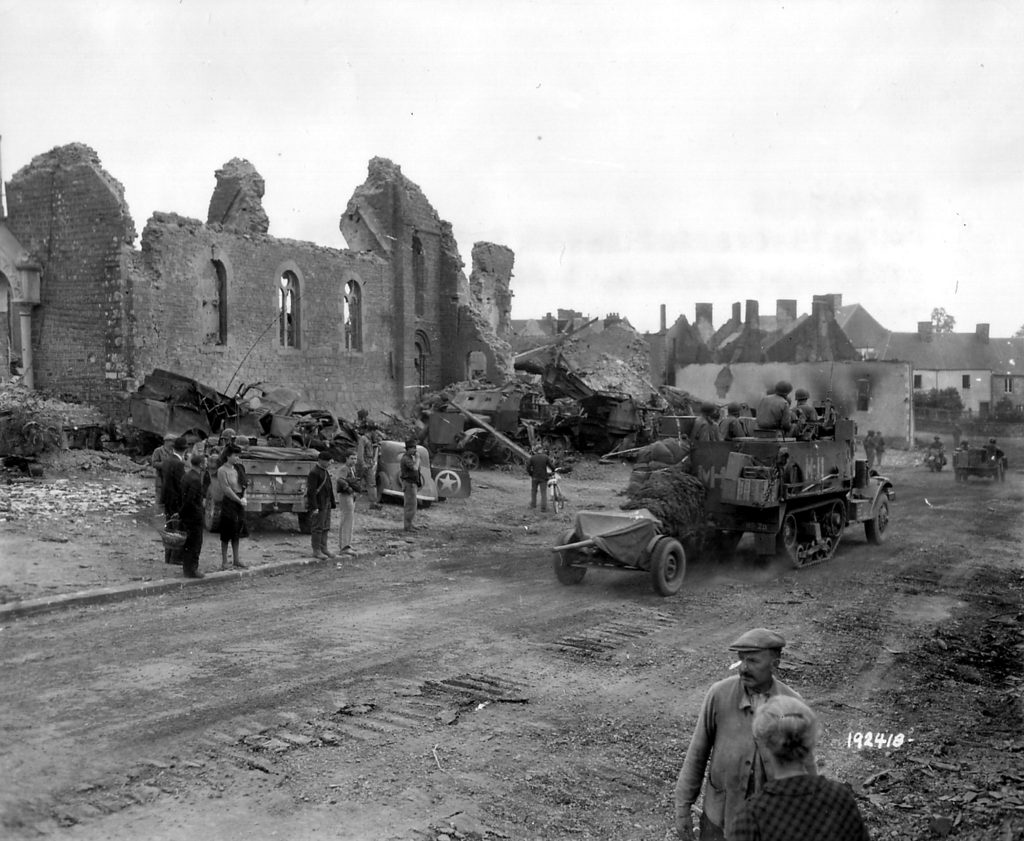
[[689, 381, 826, 443]]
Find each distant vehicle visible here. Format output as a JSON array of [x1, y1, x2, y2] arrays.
[[953, 446, 1007, 483], [371, 441, 438, 506]]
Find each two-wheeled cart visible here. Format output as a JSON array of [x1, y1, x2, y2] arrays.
[[551, 509, 686, 596]]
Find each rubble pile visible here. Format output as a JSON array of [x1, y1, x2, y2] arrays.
[[559, 320, 657, 398], [0, 478, 151, 522], [0, 382, 107, 455], [620, 463, 706, 539]]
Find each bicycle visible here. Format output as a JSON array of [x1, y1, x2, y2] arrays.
[[547, 467, 568, 513]]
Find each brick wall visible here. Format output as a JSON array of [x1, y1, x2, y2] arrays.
[[5, 144, 136, 415]]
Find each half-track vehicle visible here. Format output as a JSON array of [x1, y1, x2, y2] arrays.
[[688, 419, 894, 568]]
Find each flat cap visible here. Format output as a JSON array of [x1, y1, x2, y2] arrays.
[[163, 432, 177, 442], [728, 627, 786, 652]]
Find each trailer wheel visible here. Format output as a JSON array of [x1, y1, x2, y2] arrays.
[[460, 451, 479, 471], [649, 537, 686, 596], [554, 528, 587, 585], [865, 498, 890, 545]]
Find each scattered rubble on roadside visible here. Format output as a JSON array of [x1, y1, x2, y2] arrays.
[[0, 479, 151, 522]]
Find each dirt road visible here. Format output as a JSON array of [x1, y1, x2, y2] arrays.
[[1, 444, 1022, 840]]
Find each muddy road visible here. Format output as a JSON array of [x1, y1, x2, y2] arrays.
[[1, 446, 1022, 840]]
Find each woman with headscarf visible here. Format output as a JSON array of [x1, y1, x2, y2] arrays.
[[216, 444, 249, 571]]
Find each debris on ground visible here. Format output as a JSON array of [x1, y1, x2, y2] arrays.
[[0, 479, 151, 522]]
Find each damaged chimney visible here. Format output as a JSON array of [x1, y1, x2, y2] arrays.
[[776, 299, 797, 332], [660, 304, 667, 333], [731, 302, 741, 325], [976, 323, 990, 343]]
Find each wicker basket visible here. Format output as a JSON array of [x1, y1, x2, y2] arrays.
[[161, 529, 187, 549]]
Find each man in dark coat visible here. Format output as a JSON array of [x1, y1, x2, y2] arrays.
[[160, 436, 189, 565], [399, 440, 422, 532], [178, 453, 207, 578], [527, 446, 554, 512], [305, 451, 336, 560]]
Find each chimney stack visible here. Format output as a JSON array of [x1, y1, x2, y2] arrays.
[[745, 299, 760, 331], [917, 321, 933, 342], [776, 299, 797, 331], [976, 323, 990, 343], [731, 302, 741, 324]]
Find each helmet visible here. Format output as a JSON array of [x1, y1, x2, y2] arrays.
[[774, 380, 793, 396], [989, 437, 997, 444], [727, 402, 741, 415], [700, 401, 716, 415], [794, 388, 809, 401]]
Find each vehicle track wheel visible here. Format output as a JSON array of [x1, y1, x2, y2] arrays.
[[554, 528, 587, 585], [777, 514, 800, 565], [865, 498, 890, 545], [649, 537, 686, 596], [460, 451, 479, 471]]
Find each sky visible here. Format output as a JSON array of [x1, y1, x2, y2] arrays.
[[2, 0, 1022, 337]]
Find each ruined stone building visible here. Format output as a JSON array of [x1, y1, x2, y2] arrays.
[[0, 144, 513, 421]]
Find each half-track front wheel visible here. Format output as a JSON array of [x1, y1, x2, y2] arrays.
[[554, 528, 587, 585], [865, 498, 890, 545], [649, 537, 686, 596]]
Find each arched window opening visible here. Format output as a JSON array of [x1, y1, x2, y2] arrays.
[[412, 235, 426, 317], [279, 271, 299, 348], [466, 350, 487, 380], [214, 260, 228, 345], [343, 279, 362, 351]]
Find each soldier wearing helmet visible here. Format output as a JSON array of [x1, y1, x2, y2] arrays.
[[755, 381, 794, 434], [718, 402, 745, 441], [691, 401, 721, 442], [792, 388, 819, 439]]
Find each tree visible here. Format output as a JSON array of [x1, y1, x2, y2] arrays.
[[930, 308, 956, 333], [1014, 324, 1024, 338]]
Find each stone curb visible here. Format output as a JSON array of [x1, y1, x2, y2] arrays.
[[0, 555, 334, 623]]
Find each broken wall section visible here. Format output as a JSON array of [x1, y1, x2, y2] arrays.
[[4, 144, 137, 415]]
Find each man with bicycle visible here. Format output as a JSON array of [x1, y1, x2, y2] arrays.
[[527, 446, 555, 513]]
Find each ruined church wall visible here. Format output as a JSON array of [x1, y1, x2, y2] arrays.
[[5, 147, 136, 414], [131, 213, 396, 418]]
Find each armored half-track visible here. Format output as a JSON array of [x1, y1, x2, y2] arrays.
[[687, 419, 894, 568]]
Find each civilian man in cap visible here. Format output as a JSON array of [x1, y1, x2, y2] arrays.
[[305, 451, 337, 560], [160, 436, 190, 565], [755, 382, 794, 434], [151, 433, 178, 502], [399, 439, 422, 532], [675, 628, 815, 840], [691, 402, 721, 442], [718, 403, 745, 441]]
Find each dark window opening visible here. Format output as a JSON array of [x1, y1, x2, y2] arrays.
[[962, 374, 971, 389], [412, 235, 426, 317], [280, 271, 299, 348], [467, 350, 487, 380], [913, 373, 922, 389], [856, 377, 871, 412], [214, 260, 228, 345]]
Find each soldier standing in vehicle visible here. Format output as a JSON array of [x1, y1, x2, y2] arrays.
[[755, 382, 794, 434], [791, 389, 818, 438], [400, 439, 422, 532]]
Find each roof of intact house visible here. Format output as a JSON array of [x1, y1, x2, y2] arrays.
[[877, 328, 1024, 374]]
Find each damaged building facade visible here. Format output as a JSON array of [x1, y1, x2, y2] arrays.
[[0, 144, 513, 420]]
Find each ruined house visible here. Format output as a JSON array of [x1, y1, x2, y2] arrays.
[[0, 145, 513, 421]]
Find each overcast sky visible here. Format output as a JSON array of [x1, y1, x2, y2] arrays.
[[2, 0, 1022, 337]]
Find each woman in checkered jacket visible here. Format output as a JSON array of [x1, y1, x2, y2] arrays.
[[733, 696, 869, 841]]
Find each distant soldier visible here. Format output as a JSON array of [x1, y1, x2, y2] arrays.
[[691, 402, 721, 442], [874, 431, 887, 466], [718, 403, 745, 441], [755, 382, 794, 434], [863, 431, 877, 469]]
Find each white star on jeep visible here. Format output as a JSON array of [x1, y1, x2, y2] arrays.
[[267, 464, 287, 484], [435, 469, 461, 493]]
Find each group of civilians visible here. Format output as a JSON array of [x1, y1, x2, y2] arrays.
[[152, 430, 249, 578]]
